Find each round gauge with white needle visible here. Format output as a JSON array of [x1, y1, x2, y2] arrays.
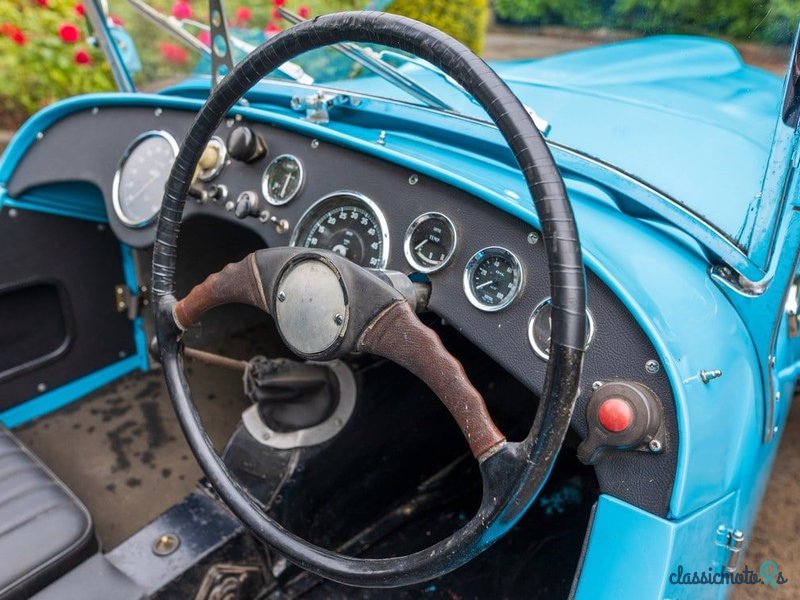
[[463, 246, 523, 312], [112, 130, 179, 228], [404, 212, 457, 273], [263, 154, 304, 206], [528, 298, 595, 360]]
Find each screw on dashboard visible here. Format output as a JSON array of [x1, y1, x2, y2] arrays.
[[645, 359, 660, 374]]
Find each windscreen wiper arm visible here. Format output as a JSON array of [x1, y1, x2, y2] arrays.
[[278, 8, 452, 111]]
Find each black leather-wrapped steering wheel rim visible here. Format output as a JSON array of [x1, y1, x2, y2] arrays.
[[152, 12, 587, 588]]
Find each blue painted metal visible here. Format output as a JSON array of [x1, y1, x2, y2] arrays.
[[575, 493, 738, 599], [0, 356, 141, 428]]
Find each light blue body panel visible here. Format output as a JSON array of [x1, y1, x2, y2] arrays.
[[1, 33, 799, 598]]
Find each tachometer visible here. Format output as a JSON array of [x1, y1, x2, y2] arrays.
[[290, 192, 389, 269], [112, 130, 178, 228], [528, 298, 595, 360], [464, 246, 523, 312]]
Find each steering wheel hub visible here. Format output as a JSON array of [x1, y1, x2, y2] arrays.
[[274, 256, 349, 357]]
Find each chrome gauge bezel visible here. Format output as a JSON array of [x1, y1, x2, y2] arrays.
[[112, 130, 179, 228], [289, 190, 390, 269], [463, 246, 524, 312], [197, 136, 227, 182], [403, 212, 458, 273], [262, 154, 305, 206], [528, 297, 596, 360]]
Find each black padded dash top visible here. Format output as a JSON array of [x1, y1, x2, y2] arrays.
[[0, 426, 96, 599]]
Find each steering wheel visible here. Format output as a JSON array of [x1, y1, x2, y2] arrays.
[[153, 12, 586, 588]]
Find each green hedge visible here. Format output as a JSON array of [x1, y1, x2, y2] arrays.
[[493, 0, 800, 45]]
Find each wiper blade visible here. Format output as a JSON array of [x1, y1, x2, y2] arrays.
[[278, 8, 452, 111]]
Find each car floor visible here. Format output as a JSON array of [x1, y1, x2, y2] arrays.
[[13, 326, 273, 550]]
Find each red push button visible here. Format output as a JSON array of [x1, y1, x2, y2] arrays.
[[597, 398, 633, 432]]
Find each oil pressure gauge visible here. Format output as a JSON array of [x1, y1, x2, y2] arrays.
[[262, 154, 304, 206], [403, 212, 457, 273], [464, 246, 523, 312]]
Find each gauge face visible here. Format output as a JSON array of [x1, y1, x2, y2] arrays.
[[112, 131, 178, 227], [464, 247, 523, 312], [528, 298, 595, 360], [291, 192, 389, 269], [263, 154, 304, 206], [404, 212, 457, 273]]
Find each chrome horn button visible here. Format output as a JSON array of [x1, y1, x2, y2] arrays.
[[274, 257, 348, 356]]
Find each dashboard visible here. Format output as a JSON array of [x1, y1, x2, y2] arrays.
[[6, 104, 678, 516]]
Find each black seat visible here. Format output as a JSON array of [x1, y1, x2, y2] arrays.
[[0, 425, 97, 599]]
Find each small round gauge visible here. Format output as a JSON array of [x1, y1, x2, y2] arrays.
[[112, 130, 179, 228], [263, 154, 304, 206], [290, 192, 389, 269], [528, 298, 595, 360], [403, 212, 457, 273], [464, 247, 523, 312]]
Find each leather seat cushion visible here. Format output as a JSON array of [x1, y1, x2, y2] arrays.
[[0, 426, 96, 599]]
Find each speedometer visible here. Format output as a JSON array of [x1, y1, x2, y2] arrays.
[[290, 192, 389, 269], [112, 130, 178, 228]]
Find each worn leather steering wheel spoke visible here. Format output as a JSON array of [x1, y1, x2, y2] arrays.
[[172, 248, 506, 459], [153, 11, 587, 588]]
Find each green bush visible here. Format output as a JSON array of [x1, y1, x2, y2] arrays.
[[494, 0, 800, 45], [388, 0, 489, 53], [0, 0, 114, 121]]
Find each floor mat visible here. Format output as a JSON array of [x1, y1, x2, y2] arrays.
[[13, 327, 271, 550]]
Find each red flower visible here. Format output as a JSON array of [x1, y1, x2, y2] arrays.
[[12, 30, 27, 45], [74, 48, 91, 64], [35, 0, 49, 7], [75, 3, 85, 16], [171, 0, 192, 20], [264, 22, 280, 35], [235, 6, 252, 22], [0, 23, 18, 37], [271, 7, 281, 20], [160, 41, 188, 65], [298, 5, 310, 18], [110, 15, 124, 26], [272, 0, 286, 6], [58, 23, 81, 44], [197, 30, 210, 46]]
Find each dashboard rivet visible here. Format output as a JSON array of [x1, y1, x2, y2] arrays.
[[7, 208, 18, 218], [310, 139, 320, 149], [334, 314, 344, 326], [527, 231, 540, 245], [36, 383, 47, 393], [226, 118, 235, 128], [645, 359, 660, 374], [91, 107, 99, 115], [592, 381, 603, 390], [648, 439, 663, 453], [277, 291, 286, 303], [154, 108, 162, 117], [408, 174, 419, 185], [376, 130, 387, 145], [36, 132, 44, 141], [258, 210, 271, 223]]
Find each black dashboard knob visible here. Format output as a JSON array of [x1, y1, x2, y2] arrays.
[[227, 126, 267, 163]]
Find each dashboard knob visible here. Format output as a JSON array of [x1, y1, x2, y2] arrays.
[[227, 126, 267, 163], [234, 191, 260, 219]]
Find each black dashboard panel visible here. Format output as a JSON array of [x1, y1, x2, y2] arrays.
[[7, 106, 678, 516]]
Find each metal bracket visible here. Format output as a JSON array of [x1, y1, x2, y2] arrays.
[[115, 283, 150, 320], [208, 0, 234, 85], [715, 525, 745, 573], [290, 91, 360, 124]]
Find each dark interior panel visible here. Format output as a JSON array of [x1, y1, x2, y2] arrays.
[[0, 208, 135, 411], [0, 281, 70, 380]]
